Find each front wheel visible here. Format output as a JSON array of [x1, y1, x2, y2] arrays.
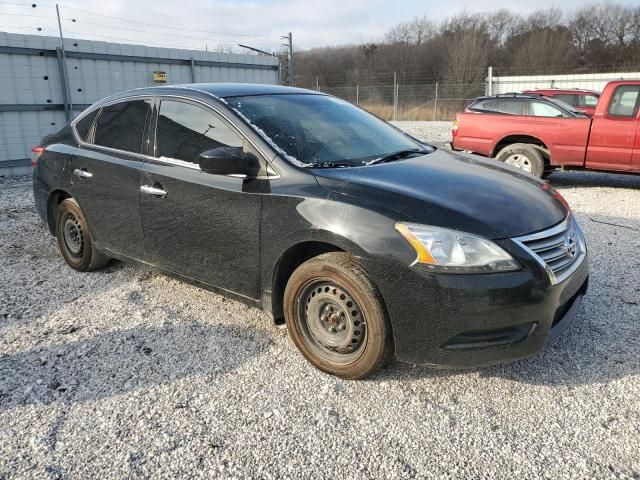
[[283, 252, 393, 379], [496, 143, 545, 178]]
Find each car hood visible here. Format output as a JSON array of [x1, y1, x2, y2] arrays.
[[312, 149, 568, 239]]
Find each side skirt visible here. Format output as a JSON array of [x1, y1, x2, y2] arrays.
[[102, 247, 265, 312]]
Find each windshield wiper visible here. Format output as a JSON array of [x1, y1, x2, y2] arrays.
[[310, 161, 354, 169], [366, 149, 430, 166]]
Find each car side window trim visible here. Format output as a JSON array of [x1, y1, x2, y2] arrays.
[[148, 94, 279, 178], [70, 94, 156, 159]]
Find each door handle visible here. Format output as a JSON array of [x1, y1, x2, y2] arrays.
[[140, 185, 168, 197], [73, 168, 93, 179]]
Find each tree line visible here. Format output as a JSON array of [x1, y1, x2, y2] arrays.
[[294, 4, 640, 88]]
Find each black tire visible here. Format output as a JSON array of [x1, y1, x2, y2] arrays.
[[495, 143, 545, 178], [283, 252, 393, 379], [542, 167, 556, 179], [55, 198, 110, 271]]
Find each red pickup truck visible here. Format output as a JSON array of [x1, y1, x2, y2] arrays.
[[451, 80, 640, 178]]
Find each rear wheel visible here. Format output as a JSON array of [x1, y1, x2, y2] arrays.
[[55, 198, 110, 271], [283, 252, 393, 379], [496, 143, 545, 178]]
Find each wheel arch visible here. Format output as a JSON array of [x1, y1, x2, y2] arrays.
[[46, 189, 72, 235], [270, 239, 352, 323], [492, 135, 549, 159]]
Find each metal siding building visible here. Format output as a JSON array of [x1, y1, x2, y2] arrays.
[[0, 32, 280, 176], [489, 71, 640, 95]]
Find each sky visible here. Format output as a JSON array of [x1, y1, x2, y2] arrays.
[[0, 0, 638, 52]]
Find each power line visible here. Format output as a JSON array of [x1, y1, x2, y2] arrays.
[[62, 17, 281, 47], [0, 8, 282, 52], [0, 2, 283, 52], [60, 6, 273, 38], [0, 11, 55, 19], [60, 30, 222, 50]]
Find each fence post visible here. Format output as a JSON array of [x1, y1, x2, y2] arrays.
[[55, 47, 71, 122], [356, 84, 359, 106], [190, 58, 196, 83], [316, 76, 319, 91], [396, 81, 400, 120], [393, 72, 397, 121], [487, 66, 493, 96], [434, 82, 439, 121]]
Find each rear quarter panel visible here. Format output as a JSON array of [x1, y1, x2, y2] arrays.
[[454, 112, 591, 166]]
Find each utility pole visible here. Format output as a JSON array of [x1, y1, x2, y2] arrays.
[[281, 32, 293, 85], [55, 4, 72, 119]]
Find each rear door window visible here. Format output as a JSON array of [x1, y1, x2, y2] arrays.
[[608, 86, 640, 117], [93, 100, 152, 153]]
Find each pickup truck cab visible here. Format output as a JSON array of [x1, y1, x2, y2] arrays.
[[452, 81, 640, 177], [522, 88, 600, 117]]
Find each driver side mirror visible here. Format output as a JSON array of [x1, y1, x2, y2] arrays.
[[198, 147, 260, 177]]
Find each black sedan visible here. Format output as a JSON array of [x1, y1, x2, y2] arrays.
[[32, 83, 589, 379]]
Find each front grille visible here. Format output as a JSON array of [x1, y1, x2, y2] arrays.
[[513, 215, 585, 285]]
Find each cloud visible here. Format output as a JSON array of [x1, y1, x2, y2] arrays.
[[3, 0, 639, 51]]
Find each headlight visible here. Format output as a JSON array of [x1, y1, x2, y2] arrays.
[[395, 223, 520, 273]]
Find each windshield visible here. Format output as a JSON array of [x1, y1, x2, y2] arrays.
[[225, 94, 427, 167]]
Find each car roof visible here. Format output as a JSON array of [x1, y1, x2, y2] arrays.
[[184, 83, 319, 97], [523, 88, 600, 96], [102, 83, 321, 103], [472, 93, 544, 101]]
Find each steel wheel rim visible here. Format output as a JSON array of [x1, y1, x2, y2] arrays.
[[297, 279, 367, 365], [505, 153, 533, 172], [62, 212, 84, 258]]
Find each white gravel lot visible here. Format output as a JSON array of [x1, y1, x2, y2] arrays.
[[1, 122, 639, 479]]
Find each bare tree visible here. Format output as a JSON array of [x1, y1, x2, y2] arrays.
[[294, 2, 640, 89], [508, 26, 577, 72]]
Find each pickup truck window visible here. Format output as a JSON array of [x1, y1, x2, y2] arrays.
[[580, 94, 598, 107], [608, 85, 640, 117], [528, 101, 564, 118], [493, 99, 526, 115]]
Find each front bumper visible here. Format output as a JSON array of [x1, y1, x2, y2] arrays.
[[361, 253, 588, 368]]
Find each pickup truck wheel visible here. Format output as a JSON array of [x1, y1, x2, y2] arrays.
[[283, 252, 393, 379], [55, 198, 110, 271], [496, 143, 545, 178], [542, 168, 556, 179]]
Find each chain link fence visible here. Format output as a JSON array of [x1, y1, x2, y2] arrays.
[[299, 81, 485, 121], [298, 64, 640, 121]]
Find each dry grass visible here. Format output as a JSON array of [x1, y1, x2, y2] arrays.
[[359, 102, 463, 121]]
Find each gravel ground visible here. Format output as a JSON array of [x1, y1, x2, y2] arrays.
[[1, 122, 640, 479]]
